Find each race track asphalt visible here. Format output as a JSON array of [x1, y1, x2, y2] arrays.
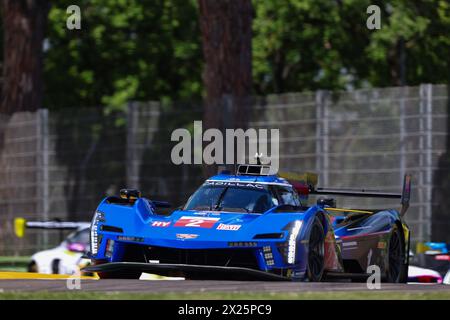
[[0, 279, 449, 293]]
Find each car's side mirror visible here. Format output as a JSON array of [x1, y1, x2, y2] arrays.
[[120, 189, 141, 201], [317, 197, 336, 208]]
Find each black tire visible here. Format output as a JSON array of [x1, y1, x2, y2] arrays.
[[306, 217, 325, 282], [385, 225, 407, 283], [27, 261, 38, 273], [51, 259, 60, 274]]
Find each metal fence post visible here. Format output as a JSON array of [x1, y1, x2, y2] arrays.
[[424, 84, 433, 241], [126, 102, 139, 189], [419, 84, 433, 242], [399, 87, 406, 185], [36, 108, 49, 248], [315, 90, 329, 186]]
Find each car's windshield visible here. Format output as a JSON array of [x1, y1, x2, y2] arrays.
[[184, 183, 278, 214]]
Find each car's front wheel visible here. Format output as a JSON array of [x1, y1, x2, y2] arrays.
[[27, 261, 38, 273], [306, 217, 325, 282]]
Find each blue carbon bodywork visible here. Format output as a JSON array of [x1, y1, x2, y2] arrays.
[[89, 173, 409, 280]]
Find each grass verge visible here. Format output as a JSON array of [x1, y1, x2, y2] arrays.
[[0, 291, 449, 300]]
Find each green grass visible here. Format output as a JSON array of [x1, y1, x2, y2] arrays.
[[0, 256, 30, 265], [0, 256, 29, 272], [0, 266, 26, 272], [0, 291, 449, 300]]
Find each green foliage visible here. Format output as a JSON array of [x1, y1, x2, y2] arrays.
[[367, 0, 450, 86], [33, 0, 450, 109], [253, 0, 450, 94], [44, 0, 202, 111], [253, 0, 349, 92]]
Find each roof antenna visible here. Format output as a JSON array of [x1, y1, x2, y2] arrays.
[[255, 152, 263, 165]]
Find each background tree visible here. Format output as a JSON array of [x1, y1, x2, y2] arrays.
[[0, 0, 49, 114], [1, 0, 448, 113], [198, 0, 253, 175], [367, 0, 450, 86], [43, 0, 202, 111], [252, 0, 450, 95], [199, 0, 253, 128]]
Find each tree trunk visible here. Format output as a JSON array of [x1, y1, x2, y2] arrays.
[[0, 0, 49, 114], [198, 0, 253, 176]]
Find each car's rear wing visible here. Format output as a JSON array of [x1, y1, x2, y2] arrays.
[[311, 188, 402, 199], [281, 172, 412, 216], [14, 217, 89, 238], [312, 174, 412, 217]]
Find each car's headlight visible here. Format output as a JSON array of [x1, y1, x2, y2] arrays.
[[90, 210, 105, 255], [287, 220, 302, 264]]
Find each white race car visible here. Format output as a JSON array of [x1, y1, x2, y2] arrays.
[[407, 265, 443, 284], [15, 219, 92, 275], [444, 270, 450, 285]]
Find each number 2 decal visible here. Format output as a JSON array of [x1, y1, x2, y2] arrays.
[[174, 216, 219, 228], [185, 219, 204, 227]]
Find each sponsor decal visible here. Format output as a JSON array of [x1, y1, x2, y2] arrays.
[[216, 223, 241, 231], [174, 216, 219, 228], [194, 211, 220, 216], [176, 233, 199, 239], [117, 236, 144, 242], [377, 241, 387, 249], [342, 241, 357, 247], [205, 181, 265, 189], [151, 221, 171, 227]]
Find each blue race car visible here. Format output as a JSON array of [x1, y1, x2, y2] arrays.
[[85, 165, 411, 282]]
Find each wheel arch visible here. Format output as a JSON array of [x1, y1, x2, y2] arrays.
[[315, 210, 328, 234], [393, 219, 410, 266], [27, 260, 38, 272], [300, 207, 329, 239]]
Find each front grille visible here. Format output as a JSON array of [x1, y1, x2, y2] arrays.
[[254, 233, 283, 239], [100, 225, 123, 233], [122, 244, 259, 270]]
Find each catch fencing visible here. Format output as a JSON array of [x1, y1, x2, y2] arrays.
[[0, 84, 448, 255]]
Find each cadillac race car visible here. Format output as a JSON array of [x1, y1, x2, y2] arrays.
[[14, 218, 91, 275], [85, 165, 411, 282]]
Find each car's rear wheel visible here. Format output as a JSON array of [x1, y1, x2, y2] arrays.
[[385, 225, 407, 283], [306, 217, 325, 282]]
